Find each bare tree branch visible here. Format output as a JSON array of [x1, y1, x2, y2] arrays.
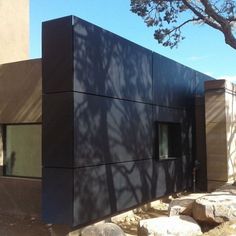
[[167, 17, 200, 34], [181, 0, 222, 30], [130, 0, 236, 49]]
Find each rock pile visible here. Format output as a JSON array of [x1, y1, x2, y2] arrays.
[[137, 183, 236, 236], [79, 183, 236, 236]]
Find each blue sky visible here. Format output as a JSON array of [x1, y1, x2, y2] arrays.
[[30, 0, 236, 82]]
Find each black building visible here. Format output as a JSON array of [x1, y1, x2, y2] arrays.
[[42, 15, 213, 227]]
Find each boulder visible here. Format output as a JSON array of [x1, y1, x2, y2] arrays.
[[168, 193, 206, 216], [80, 223, 125, 236], [193, 194, 236, 224], [137, 215, 202, 236]]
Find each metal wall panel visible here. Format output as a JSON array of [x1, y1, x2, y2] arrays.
[[42, 168, 73, 225], [73, 17, 152, 103], [153, 54, 196, 108], [42, 16, 73, 93], [42, 93, 74, 167], [42, 16, 152, 102], [43, 92, 153, 168], [74, 93, 153, 167], [73, 165, 111, 226], [195, 71, 214, 96], [42, 15, 213, 227], [43, 159, 188, 227]]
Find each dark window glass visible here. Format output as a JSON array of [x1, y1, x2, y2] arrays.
[[4, 124, 41, 178], [156, 122, 181, 160]]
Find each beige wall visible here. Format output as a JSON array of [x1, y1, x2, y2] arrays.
[[0, 59, 42, 123], [225, 83, 236, 181], [205, 80, 236, 191], [0, 0, 29, 64]]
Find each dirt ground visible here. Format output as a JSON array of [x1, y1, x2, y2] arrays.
[[0, 194, 235, 236], [0, 208, 170, 236], [0, 214, 71, 236], [0, 214, 50, 236]]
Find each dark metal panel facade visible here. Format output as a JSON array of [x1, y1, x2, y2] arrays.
[[195, 71, 215, 96], [43, 160, 188, 227], [74, 93, 153, 167], [73, 166, 111, 226], [111, 159, 186, 211], [42, 16, 74, 93], [152, 106, 193, 187], [42, 168, 73, 225], [153, 54, 196, 108], [42, 15, 214, 227], [194, 97, 207, 191], [73, 17, 153, 103], [42, 92, 74, 167]]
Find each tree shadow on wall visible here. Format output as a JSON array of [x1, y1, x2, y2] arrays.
[[72, 20, 188, 225], [153, 54, 196, 108]]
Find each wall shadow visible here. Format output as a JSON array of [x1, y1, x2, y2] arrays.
[[72, 18, 193, 226]]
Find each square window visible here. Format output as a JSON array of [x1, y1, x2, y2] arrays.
[[155, 122, 181, 160]]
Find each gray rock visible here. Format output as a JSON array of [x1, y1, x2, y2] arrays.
[[193, 194, 236, 224], [80, 223, 125, 236], [168, 193, 206, 216], [137, 215, 202, 236]]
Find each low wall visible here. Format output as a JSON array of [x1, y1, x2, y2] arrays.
[[0, 177, 41, 218]]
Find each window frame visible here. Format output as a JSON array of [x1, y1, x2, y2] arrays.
[[2, 123, 42, 179], [155, 121, 182, 161]]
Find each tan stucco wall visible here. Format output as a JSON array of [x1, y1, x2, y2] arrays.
[[0, 59, 42, 123], [205, 80, 236, 191], [225, 83, 236, 181], [0, 0, 29, 64]]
